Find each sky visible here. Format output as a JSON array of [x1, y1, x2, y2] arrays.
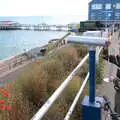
[[0, 0, 92, 24], [0, 0, 90, 17]]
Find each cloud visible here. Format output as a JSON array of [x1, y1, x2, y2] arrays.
[[0, 0, 89, 16]]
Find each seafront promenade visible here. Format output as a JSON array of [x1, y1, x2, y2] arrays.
[[0, 46, 46, 86], [0, 55, 27, 74], [0, 54, 29, 84], [97, 31, 120, 119], [0, 44, 45, 77], [0, 32, 70, 86]]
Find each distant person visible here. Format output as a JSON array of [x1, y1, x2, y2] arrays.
[[40, 48, 46, 56], [102, 42, 120, 114], [118, 31, 120, 39]]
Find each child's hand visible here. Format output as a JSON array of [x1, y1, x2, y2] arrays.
[[105, 40, 112, 47], [102, 46, 109, 59], [109, 75, 115, 82]]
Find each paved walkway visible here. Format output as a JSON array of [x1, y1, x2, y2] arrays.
[[0, 60, 31, 87], [97, 31, 120, 117]]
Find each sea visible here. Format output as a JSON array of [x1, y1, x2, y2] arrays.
[[0, 15, 87, 60], [0, 31, 67, 60]]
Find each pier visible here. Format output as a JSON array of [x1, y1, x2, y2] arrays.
[[0, 21, 71, 31]]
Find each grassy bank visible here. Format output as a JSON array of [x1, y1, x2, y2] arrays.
[[0, 43, 103, 120], [47, 32, 70, 52]]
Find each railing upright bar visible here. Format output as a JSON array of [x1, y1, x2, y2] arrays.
[[31, 54, 89, 120], [64, 47, 102, 120], [64, 73, 89, 120], [98, 47, 103, 55], [96, 46, 103, 64]]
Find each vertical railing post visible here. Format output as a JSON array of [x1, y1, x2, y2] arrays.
[[82, 46, 103, 120], [66, 35, 108, 120], [89, 47, 96, 103]]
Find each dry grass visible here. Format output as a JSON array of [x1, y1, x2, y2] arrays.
[[62, 76, 81, 103], [1, 92, 35, 120], [55, 46, 79, 72], [72, 43, 88, 58], [17, 66, 48, 107], [0, 44, 103, 120], [40, 59, 64, 93]]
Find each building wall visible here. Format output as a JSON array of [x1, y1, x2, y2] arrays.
[[89, 0, 120, 23]]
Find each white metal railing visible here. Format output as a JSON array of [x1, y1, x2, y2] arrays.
[[31, 54, 88, 120], [31, 47, 102, 120], [64, 73, 89, 120]]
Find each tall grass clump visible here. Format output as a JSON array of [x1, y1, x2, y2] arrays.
[[1, 92, 35, 120], [40, 59, 65, 93], [0, 44, 104, 120], [72, 43, 88, 58], [16, 66, 48, 107], [96, 57, 104, 84], [55, 45, 79, 72]]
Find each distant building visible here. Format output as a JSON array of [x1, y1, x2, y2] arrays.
[[68, 23, 79, 32], [0, 21, 19, 25], [0, 21, 21, 30], [88, 0, 120, 25]]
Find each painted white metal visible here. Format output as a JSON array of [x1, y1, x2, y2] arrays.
[[31, 37, 104, 120], [96, 47, 100, 64], [31, 54, 89, 120], [98, 47, 103, 55], [83, 31, 102, 37], [96, 46, 103, 64], [64, 73, 89, 120], [67, 36, 108, 46]]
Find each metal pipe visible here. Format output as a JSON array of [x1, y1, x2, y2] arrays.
[[89, 47, 96, 103], [67, 36, 108, 46], [31, 54, 89, 120], [98, 47, 103, 55], [64, 46, 102, 120], [64, 73, 89, 120]]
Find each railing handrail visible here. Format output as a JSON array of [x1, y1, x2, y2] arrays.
[[31, 53, 89, 120], [31, 44, 103, 120], [64, 73, 89, 120]]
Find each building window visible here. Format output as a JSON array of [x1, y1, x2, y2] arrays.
[[116, 3, 120, 9], [115, 12, 120, 19], [91, 14, 96, 20], [105, 4, 111, 9], [91, 4, 102, 10], [113, 4, 116, 8]]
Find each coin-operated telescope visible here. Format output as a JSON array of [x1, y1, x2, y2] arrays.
[[67, 35, 109, 120]]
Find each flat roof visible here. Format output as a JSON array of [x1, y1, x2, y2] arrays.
[[0, 21, 17, 25]]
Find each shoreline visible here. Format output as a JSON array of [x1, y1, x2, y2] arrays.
[[0, 32, 70, 76], [0, 44, 48, 62], [0, 32, 70, 62], [0, 44, 48, 74]]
